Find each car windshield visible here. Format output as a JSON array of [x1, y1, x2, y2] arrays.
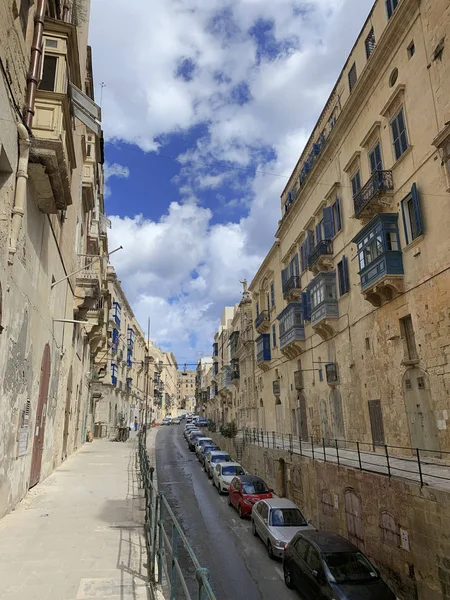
[[199, 439, 212, 446], [202, 446, 216, 454], [269, 508, 307, 527], [222, 465, 245, 476], [242, 480, 269, 494], [212, 455, 230, 463], [324, 552, 379, 584]]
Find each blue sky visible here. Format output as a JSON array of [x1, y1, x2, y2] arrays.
[[89, 0, 374, 366]]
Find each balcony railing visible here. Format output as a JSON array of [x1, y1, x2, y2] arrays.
[[282, 275, 301, 298], [231, 370, 240, 381], [272, 380, 280, 395], [353, 170, 394, 217], [308, 240, 333, 270], [255, 310, 269, 330]]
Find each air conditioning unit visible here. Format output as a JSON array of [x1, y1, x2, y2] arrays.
[[272, 380, 280, 395], [294, 370, 304, 390], [325, 363, 339, 385]]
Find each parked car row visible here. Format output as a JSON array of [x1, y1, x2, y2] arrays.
[[181, 422, 399, 600], [162, 416, 181, 425]]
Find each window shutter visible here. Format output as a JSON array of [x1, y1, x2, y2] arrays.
[[306, 230, 315, 255], [293, 254, 300, 277], [323, 206, 334, 239], [334, 198, 342, 231], [411, 183, 423, 237], [256, 302, 259, 316], [315, 223, 322, 243], [281, 268, 287, 287], [300, 243, 307, 272], [302, 291, 311, 321], [343, 255, 349, 293]]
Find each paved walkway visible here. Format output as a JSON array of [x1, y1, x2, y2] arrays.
[[0, 433, 150, 600]]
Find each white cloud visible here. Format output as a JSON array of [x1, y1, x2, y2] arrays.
[[104, 162, 130, 197], [90, 0, 375, 360]]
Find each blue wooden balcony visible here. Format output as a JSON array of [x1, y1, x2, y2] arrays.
[[256, 334, 271, 369], [255, 310, 270, 333], [278, 302, 305, 359], [308, 272, 339, 339]]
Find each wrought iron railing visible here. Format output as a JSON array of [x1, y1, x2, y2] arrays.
[[138, 434, 217, 599], [282, 275, 301, 297], [308, 240, 333, 269], [255, 310, 269, 329], [243, 428, 450, 489], [353, 170, 394, 217]]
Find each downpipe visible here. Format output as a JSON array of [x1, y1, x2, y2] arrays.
[[8, 124, 31, 265]]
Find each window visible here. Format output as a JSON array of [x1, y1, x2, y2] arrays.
[[337, 256, 349, 296], [369, 143, 383, 173], [270, 282, 275, 307], [391, 108, 409, 161], [45, 39, 58, 48], [332, 198, 342, 233], [256, 302, 259, 317], [380, 512, 400, 547], [351, 170, 362, 197], [407, 41, 415, 58], [302, 291, 311, 321], [400, 315, 418, 360], [305, 544, 322, 572], [356, 221, 400, 271], [348, 63, 357, 92], [401, 183, 423, 243], [365, 28, 376, 59], [39, 55, 58, 91], [19, 0, 31, 37], [386, 0, 399, 20], [272, 324, 277, 348], [294, 537, 309, 560]]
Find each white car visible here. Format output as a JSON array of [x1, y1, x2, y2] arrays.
[[212, 462, 246, 493], [204, 450, 232, 478]]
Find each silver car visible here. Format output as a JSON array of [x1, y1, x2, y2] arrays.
[[194, 437, 214, 456], [204, 450, 232, 477], [212, 462, 246, 493], [251, 497, 315, 559]]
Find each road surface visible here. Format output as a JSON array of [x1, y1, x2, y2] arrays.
[[155, 424, 298, 599]]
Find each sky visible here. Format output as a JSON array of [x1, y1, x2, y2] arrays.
[[89, 0, 374, 367]]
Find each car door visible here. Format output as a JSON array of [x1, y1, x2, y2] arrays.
[[253, 502, 264, 534], [258, 502, 269, 538], [289, 536, 310, 591], [213, 464, 220, 487], [303, 543, 325, 599], [230, 478, 239, 507]]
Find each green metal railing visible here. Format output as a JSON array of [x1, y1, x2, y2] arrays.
[[138, 433, 217, 600]]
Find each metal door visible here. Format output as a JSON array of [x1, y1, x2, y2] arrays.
[[29, 344, 51, 488], [297, 393, 308, 441], [344, 489, 365, 550], [62, 367, 73, 458], [368, 399, 385, 447]]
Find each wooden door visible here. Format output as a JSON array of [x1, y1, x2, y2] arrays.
[[62, 367, 73, 458], [344, 489, 365, 550], [297, 393, 308, 441], [29, 344, 51, 488], [368, 399, 385, 447]]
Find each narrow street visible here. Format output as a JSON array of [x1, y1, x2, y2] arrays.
[[155, 424, 298, 600]]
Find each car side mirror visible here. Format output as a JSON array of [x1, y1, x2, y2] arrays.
[[269, 488, 274, 493]]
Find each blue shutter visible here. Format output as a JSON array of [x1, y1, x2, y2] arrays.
[[256, 302, 259, 316], [300, 243, 307, 272], [306, 230, 315, 255], [315, 223, 322, 243], [323, 206, 334, 239], [302, 291, 311, 321], [333, 198, 342, 232], [281, 268, 287, 290], [411, 182, 424, 237], [293, 254, 299, 277], [338, 256, 350, 295]]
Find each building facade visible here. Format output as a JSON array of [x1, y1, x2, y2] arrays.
[[0, 0, 109, 517], [196, 357, 213, 417], [245, 0, 450, 455], [177, 369, 196, 412]]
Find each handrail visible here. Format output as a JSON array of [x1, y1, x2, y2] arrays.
[[241, 428, 450, 489], [353, 170, 394, 217], [308, 240, 333, 269], [138, 433, 217, 600]]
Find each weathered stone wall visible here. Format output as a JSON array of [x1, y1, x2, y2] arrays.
[[211, 432, 450, 600]]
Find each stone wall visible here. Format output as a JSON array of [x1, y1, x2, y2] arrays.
[[211, 432, 450, 600]]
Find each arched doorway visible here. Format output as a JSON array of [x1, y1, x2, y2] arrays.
[[344, 489, 365, 550], [329, 389, 345, 443], [62, 366, 73, 459], [297, 393, 308, 441], [30, 344, 51, 488], [403, 368, 439, 455]]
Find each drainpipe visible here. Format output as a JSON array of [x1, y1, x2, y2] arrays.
[[23, 0, 47, 130], [8, 124, 31, 265]]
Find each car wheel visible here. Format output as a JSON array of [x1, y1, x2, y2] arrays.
[[238, 503, 244, 519], [252, 520, 258, 537], [217, 482, 221, 494], [267, 540, 275, 560], [283, 563, 294, 589]]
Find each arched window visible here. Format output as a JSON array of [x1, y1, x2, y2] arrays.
[[321, 489, 334, 517], [380, 511, 399, 547], [344, 488, 365, 550]]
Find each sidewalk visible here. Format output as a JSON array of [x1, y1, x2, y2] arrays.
[[0, 433, 149, 600]]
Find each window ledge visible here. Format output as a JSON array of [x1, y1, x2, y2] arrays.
[[403, 234, 424, 253], [392, 144, 413, 169], [402, 358, 420, 367]]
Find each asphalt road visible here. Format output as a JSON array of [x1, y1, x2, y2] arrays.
[[155, 424, 299, 600]]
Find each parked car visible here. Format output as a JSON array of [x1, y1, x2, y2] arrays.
[[228, 475, 273, 518], [198, 444, 219, 465], [252, 498, 315, 559], [204, 450, 232, 477], [212, 462, 246, 493], [162, 417, 172, 425], [183, 426, 197, 440], [195, 437, 214, 456], [172, 418, 181, 425], [283, 531, 398, 600], [188, 431, 205, 451], [197, 418, 208, 427]]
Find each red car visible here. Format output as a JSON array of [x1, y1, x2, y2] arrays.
[[228, 475, 273, 518]]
